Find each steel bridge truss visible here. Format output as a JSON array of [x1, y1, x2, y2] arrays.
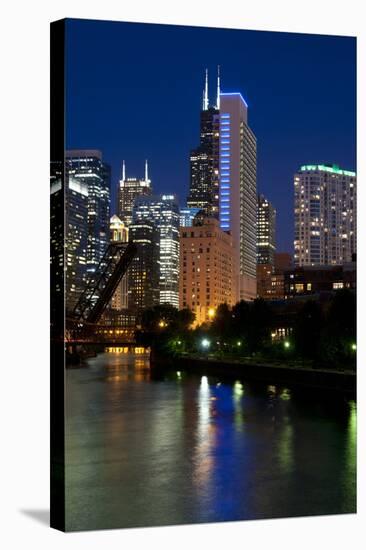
[[72, 241, 137, 325]]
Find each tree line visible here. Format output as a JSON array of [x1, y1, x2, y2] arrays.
[[136, 289, 356, 370]]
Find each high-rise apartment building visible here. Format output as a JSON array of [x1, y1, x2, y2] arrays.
[[51, 162, 89, 312], [187, 68, 220, 217], [133, 194, 180, 308], [180, 215, 236, 326], [66, 150, 110, 275], [117, 160, 152, 226], [294, 164, 356, 266], [109, 215, 129, 311], [219, 92, 257, 300], [128, 220, 160, 318], [257, 194, 276, 265]]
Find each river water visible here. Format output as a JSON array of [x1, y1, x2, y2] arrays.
[[65, 351, 356, 531]]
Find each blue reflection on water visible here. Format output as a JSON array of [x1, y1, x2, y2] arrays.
[[65, 352, 356, 531]]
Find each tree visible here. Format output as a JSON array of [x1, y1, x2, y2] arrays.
[[293, 299, 323, 359], [321, 290, 356, 366]]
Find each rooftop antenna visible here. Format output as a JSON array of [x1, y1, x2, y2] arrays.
[[203, 68, 209, 111], [122, 160, 126, 181], [216, 65, 221, 110], [145, 159, 149, 183]]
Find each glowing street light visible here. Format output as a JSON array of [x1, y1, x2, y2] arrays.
[[201, 338, 210, 349], [284, 341, 290, 349], [208, 307, 216, 320], [351, 343, 357, 351], [158, 320, 167, 328], [237, 341, 242, 347]]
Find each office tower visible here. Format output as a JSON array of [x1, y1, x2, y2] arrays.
[[187, 68, 220, 217], [66, 150, 110, 275], [179, 206, 200, 227], [219, 92, 257, 300], [110, 215, 129, 311], [180, 214, 236, 326], [256, 194, 276, 299], [133, 194, 180, 308], [117, 160, 152, 226], [51, 162, 88, 312], [294, 164, 357, 266], [128, 220, 160, 317], [257, 194, 276, 265]]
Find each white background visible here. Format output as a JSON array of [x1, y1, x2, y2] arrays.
[[0, 0, 365, 547]]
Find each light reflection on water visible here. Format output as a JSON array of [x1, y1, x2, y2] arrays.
[[65, 352, 356, 531]]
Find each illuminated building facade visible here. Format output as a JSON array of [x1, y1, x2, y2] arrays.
[[219, 92, 257, 300], [128, 220, 160, 317], [51, 162, 88, 312], [179, 207, 200, 227], [66, 150, 110, 275], [256, 264, 273, 300], [117, 160, 152, 226], [179, 215, 236, 326], [257, 194, 276, 265], [110, 215, 129, 311], [187, 69, 220, 217], [256, 194, 276, 299], [133, 194, 180, 308], [284, 261, 356, 298], [294, 164, 357, 266]]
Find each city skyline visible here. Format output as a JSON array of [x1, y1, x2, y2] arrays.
[[66, 19, 356, 253]]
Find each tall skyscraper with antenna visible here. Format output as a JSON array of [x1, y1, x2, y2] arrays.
[[187, 67, 221, 217], [117, 160, 152, 226]]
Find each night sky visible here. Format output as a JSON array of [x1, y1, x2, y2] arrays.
[[65, 18, 356, 253]]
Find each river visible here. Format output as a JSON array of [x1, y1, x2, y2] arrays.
[[65, 351, 356, 531]]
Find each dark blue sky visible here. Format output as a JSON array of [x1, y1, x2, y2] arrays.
[[65, 18, 356, 253]]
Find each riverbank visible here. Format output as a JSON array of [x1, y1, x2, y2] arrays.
[[151, 353, 356, 394]]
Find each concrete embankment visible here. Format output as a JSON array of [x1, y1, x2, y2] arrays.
[[151, 353, 356, 394]]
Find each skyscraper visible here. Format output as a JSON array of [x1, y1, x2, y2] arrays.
[[117, 160, 152, 226], [110, 215, 129, 311], [257, 194, 276, 265], [128, 220, 160, 317], [294, 164, 357, 266], [179, 206, 200, 227], [219, 93, 257, 300], [51, 161, 89, 312], [66, 150, 110, 275], [187, 68, 220, 217], [180, 214, 236, 326], [133, 194, 180, 308]]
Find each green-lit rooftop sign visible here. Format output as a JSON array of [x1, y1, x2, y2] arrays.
[[300, 164, 356, 177]]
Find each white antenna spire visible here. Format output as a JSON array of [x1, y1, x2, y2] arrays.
[[203, 68, 209, 111], [145, 159, 149, 182], [122, 160, 125, 181], [216, 65, 221, 110]]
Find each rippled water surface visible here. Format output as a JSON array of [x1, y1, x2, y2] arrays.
[[65, 352, 356, 531]]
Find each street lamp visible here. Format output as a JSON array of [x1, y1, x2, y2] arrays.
[[284, 340, 290, 349], [158, 320, 167, 328], [201, 338, 210, 349], [351, 343, 357, 351]]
